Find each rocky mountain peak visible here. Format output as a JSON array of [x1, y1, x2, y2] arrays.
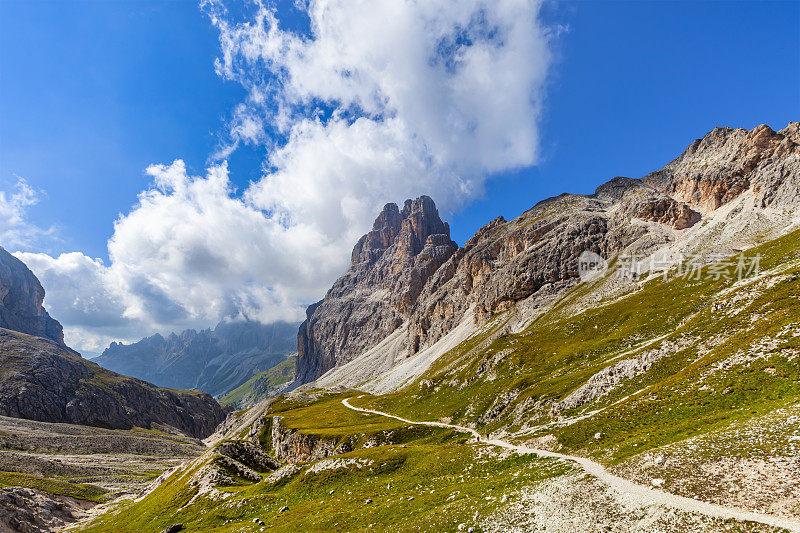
[[594, 176, 642, 201], [594, 176, 701, 230], [0, 247, 64, 345], [351, 203, 404, 265], [400, 195, 450, 243], [298, 195, 457, 382], [779, 122, 800, 144], [351, 195, 450, 265]]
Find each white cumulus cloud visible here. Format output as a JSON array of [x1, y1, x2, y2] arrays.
[[0, 178, 54, 250], [12, 251, 129, 353], [12, 0, 554, 354]]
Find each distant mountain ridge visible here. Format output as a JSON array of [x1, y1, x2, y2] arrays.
[[96, 320, 299, 396]]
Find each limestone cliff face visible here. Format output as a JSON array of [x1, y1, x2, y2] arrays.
[[296, 184, 696, 384], [643, 123, 800, 212], [268, 414, 415, 463], [0, 247, 63, 344], [297, 123, 799, 386], [297, 196, 458, 382], [404, 177, 696, 354], [270, 415, 352, 463]]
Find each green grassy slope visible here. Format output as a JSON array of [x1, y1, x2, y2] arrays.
[[362, 229, 800, 451], [219, 356, 297, 409], [0, 471, 109, 503], [78, 440, 571, 532], [75, 388, 780, 532], [79, 392, 573, 532]]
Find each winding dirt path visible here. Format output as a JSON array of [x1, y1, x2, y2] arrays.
[[342, 398, 800, 532]]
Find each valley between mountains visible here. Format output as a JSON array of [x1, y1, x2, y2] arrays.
[[1, 122, 799, 532]]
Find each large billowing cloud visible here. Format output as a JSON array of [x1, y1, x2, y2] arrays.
[[10, 0, 554, 353]]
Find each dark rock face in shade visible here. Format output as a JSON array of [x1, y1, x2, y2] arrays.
[[0, 247, 64, 344]]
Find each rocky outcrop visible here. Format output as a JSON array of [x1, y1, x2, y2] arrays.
[[217, 440, 280, 472], [643, 123, 800, 212], [0, 247, 63, 344], [297, 196, 458, 382], [270, 415, 352, 463], [0, 487, 93, 533], [212, 454, 262, 483], [551, 336, 694, 417], [0, 329, 228, 438], [95, 320, 299, 396], [265, 464, 301, 485], [598, 177, 702, 230], [267, 414, 411, 463]]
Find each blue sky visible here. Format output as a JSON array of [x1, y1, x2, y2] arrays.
[[1, 0, 798, 352], [450, 0, 800, 242]]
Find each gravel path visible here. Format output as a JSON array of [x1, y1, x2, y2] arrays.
[[342, 398, 800, 532]]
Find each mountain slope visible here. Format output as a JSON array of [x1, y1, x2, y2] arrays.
[[87, 222, 800, 533], [363, 224, 800, 518], [0, 246, 229, 439], [299, 122, 800, 393], [0, 328, 227, 439], [95, 320, 298, 396]]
